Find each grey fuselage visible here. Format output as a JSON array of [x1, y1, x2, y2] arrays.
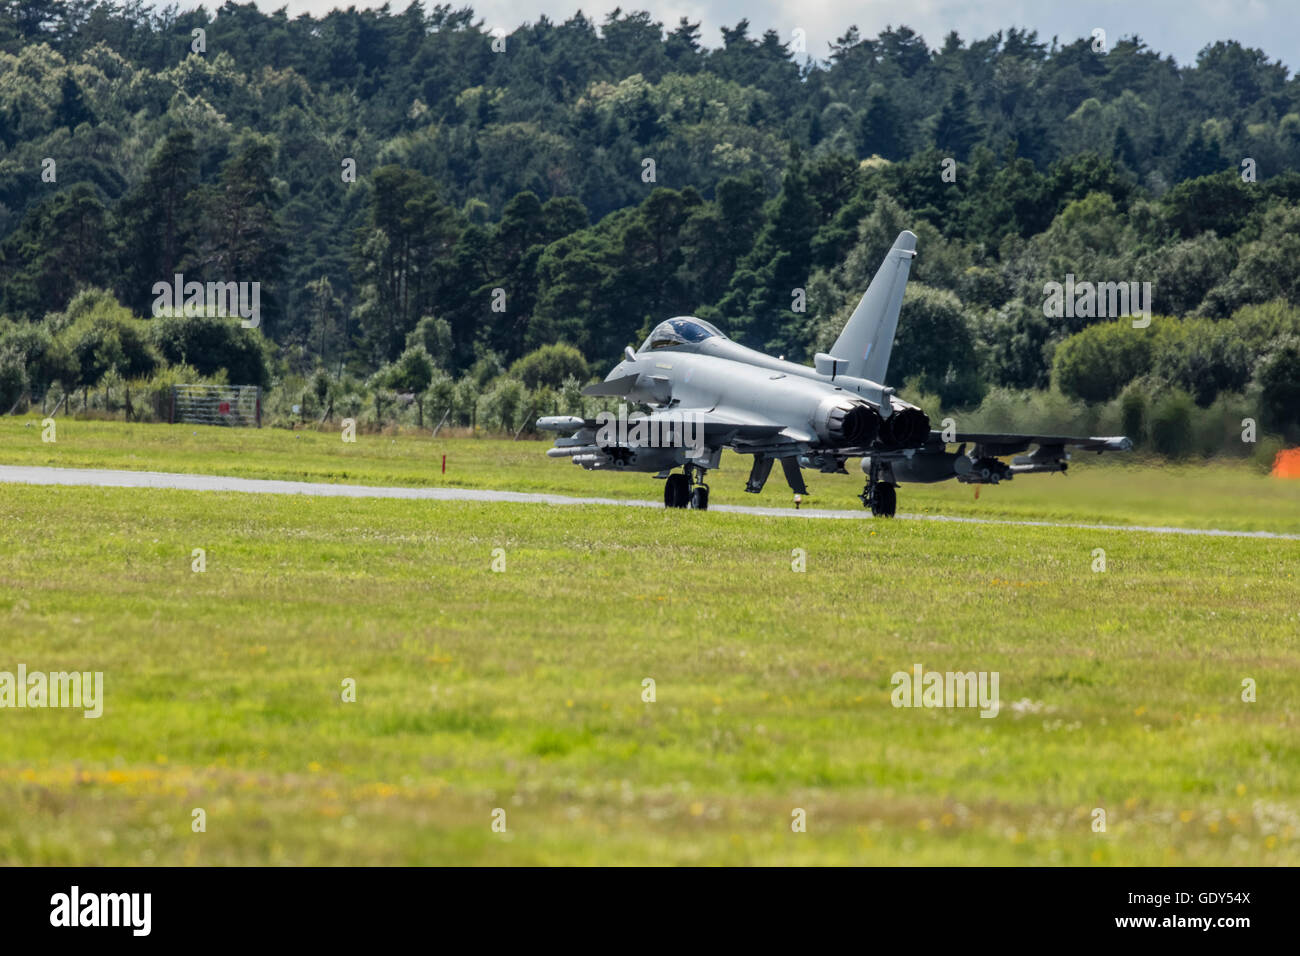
[[605, 332, 903, 447]]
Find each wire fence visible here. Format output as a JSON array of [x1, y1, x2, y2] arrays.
[[170, 385, 261, 427]]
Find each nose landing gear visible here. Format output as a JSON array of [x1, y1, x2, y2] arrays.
[[664, 463, 710, 510]]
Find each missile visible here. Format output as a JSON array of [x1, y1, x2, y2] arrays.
[[537, 416, 587, 431]]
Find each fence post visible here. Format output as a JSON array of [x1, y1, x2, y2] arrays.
[[513, 406, 536, 441], [431, 408, 450, 438]]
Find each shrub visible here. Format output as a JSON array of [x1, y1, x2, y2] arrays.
[[1053, 320, 1154, 404], [1150, 389, 1196, 458], [509, 343, 588, 391], [1255, 333, 1300, 433], [53, 290, 159, 388], [150, 314, 271, 388], [1153, 319, 1252, 406], [0, 322, 76, 392], [480, 376, 528, 432], [892, 284, 986, 408], [132, 363, 223, 422], [1118, 381, 1148, 446], [0, 348, 29, 411], [373, 345, 437, 424]]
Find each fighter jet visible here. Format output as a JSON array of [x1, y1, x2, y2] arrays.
[[538, 230, 1131, 515]]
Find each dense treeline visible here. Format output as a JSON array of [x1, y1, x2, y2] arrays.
[[1, 2, 1299, 449]]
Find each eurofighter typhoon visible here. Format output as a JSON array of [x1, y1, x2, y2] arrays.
[[538, 231, 1131, 515]]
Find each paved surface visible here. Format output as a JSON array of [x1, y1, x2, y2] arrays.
[[2, 464, 1297, 540]]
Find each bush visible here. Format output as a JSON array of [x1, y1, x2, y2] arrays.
[[1118, 381, 1148, 447], [1150, 389, 1196, 458], [1053, 320, 1154, 403], [1152, 319, 1251, 407], [373, 345, 436, 424], [480, 376, 528, 432], [509, 343, 588, 391], [892, 284, 986, 408], [0, 348, 29, 411], [468, 351, 504, 389], [959, 386, 1095, 437], [334, 376, 365, 419], [453, 377, 480, 426], [132, 363, 223, 422], [310, 369, 331, 407], [559, 375, 585, 416], [53, 290, 158, 388], [0, 321, 76, 393], [376, 346, 435, 393], [150, 314, 271, 388], [1255, 333, 1300, 433], [973, 303, 1054, 391]]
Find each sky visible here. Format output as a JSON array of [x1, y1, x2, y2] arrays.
[[210, 0, 1296, 71]]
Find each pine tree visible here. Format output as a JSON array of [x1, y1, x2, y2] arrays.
[[933, 85, 982, 160]]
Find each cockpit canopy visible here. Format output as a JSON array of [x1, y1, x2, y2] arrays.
[[638, 317, 726, 352]]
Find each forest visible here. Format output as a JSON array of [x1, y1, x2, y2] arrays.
[[1, 1, 1299, 458]]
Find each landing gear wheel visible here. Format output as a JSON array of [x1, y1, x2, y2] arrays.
[[859, 458, 892, 515], [664, 473, 690, 508], [689, 486, 710, 511], [872, 482, 897, 518]]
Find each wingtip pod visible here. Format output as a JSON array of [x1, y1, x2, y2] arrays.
[[1098, 436, 1134, 451]]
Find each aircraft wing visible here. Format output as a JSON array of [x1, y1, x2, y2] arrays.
[[935, 432, 1133, 456], [540, 409, 787, 444], [659, 407, 788, 442], [580, 374, 641, 397]]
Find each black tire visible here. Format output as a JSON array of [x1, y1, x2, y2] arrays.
[[664, 473, 689, 508], [689, 486, 709, 511], [872, 483, 897, 518]]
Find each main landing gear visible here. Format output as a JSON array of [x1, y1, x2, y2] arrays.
[[664, 463, 709, 510], [859, 459, 897, 518]]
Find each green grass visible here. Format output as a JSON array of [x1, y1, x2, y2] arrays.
[[0, 419, 1297, 864], [3, 416, 1300, 532]]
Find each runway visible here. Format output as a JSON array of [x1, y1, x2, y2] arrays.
[[2, 464, 1296, 541]]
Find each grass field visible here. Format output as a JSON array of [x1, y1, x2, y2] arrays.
[[1, 418, 1298, 864], [4, 417, 1300, 532]]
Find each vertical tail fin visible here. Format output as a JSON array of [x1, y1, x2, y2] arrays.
[[828, 231, 917, 384]]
